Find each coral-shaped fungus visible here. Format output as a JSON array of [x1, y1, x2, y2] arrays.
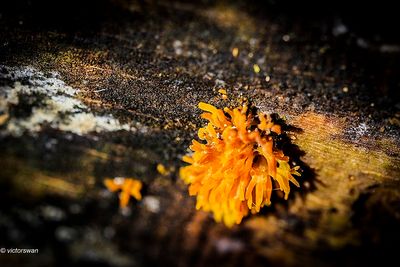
[[104, 178, 142, 208], [180, 102, 300, 227]]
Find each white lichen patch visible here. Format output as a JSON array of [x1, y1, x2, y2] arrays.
[[0, 66, 135, 136]]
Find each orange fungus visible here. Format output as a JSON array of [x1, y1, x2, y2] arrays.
[[180, 102, 300, 227], [104, 177, 142, 208]]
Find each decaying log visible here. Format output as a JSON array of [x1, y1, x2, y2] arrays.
[[1, 1, 399, 266]]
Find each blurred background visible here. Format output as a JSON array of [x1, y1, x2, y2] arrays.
[[0, 1, 399, 267]]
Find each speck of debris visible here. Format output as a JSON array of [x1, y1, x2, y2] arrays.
[[282, 34, 291, 42]]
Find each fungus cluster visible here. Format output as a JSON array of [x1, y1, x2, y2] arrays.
[[180, 102, 300, 227]]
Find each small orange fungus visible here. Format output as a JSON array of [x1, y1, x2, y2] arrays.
[[104, 177, 142, 208], [180, 102, 300, 227], [157, 163, 171, 176], [218, 89, 227, 95], [218, 89, 228, 100], [232, 47, 239, 57]]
